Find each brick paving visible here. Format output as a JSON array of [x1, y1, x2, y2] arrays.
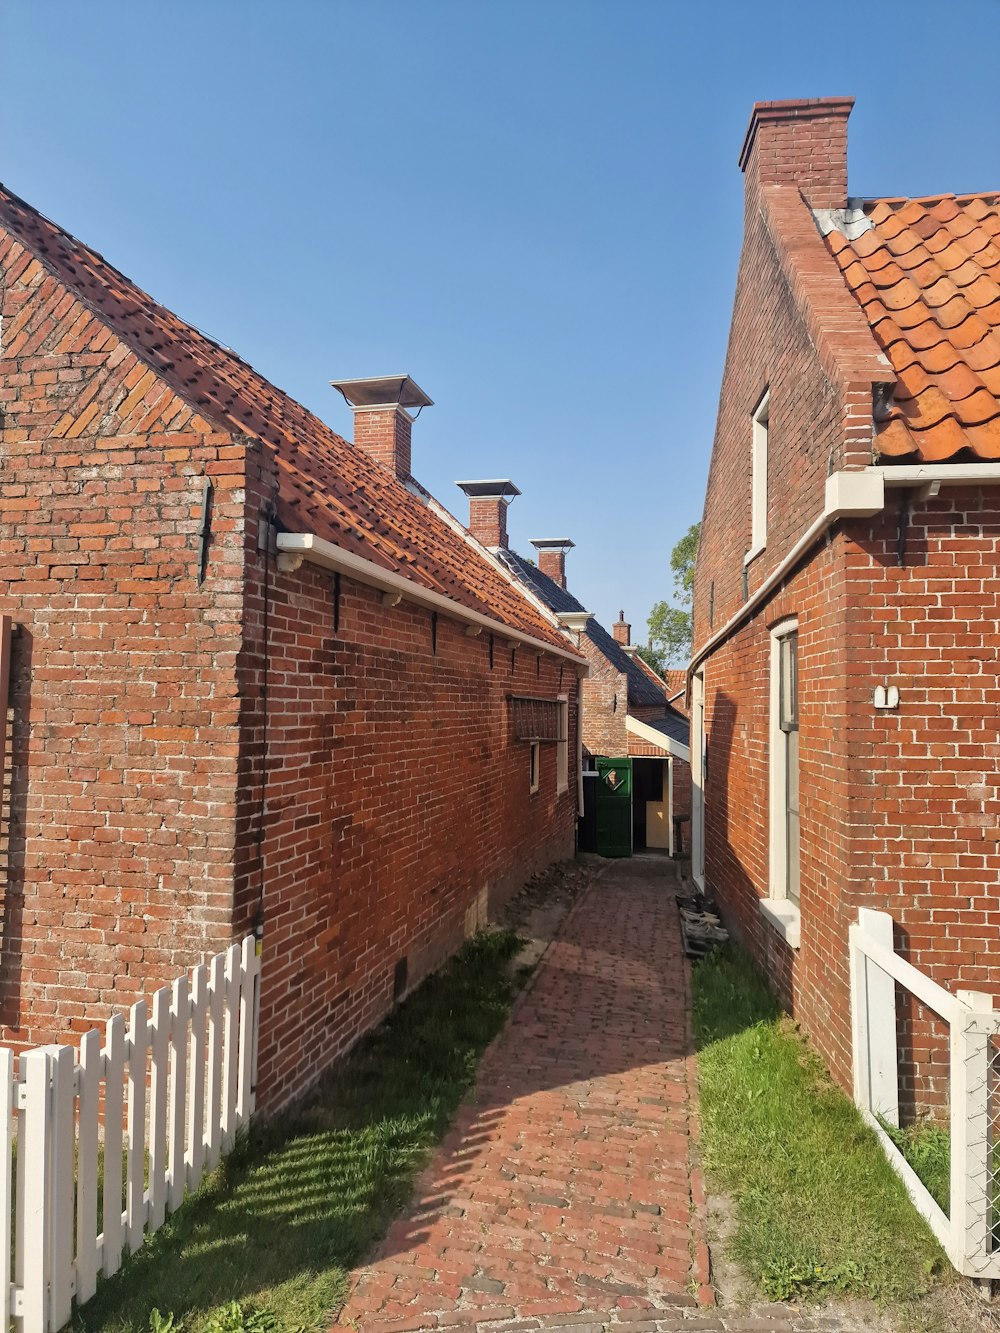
[[336, 859, 872, 1333]]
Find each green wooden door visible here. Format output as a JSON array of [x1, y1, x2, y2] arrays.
[[595, 757, 633, 858]]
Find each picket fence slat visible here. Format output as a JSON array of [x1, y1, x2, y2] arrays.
[[76, 1029, 101, 1305], [102, 1012, 126, 1277], [204, 952, 225, 1173], [20, 1049, 50, 1333], [0, 1047, 13, 1332], [221, 943, 240, 1153], [125, 1000, 148, 1254], [187, 963, 208, 1192], [148, 987, 170, 1232], [49, 1045, 75, 1331], [7, 937, 259, 1333], [167, 974, 189, 1214], [236, 937, 255, 1127]]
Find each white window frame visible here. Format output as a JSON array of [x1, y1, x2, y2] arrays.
[[529, 740, 540, 795], [745, 389, 769, 566], [763, 616, 800, 948], [690, 670, 705, 889], [556, 696, 569, 795]]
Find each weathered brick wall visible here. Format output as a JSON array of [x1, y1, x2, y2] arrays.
[[580, 644, 628, 758], [842, 489, 1000, 1112], [0, 228, 247, 1046], [238, 545, 579, 1112]]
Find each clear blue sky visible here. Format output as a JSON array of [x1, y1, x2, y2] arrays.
[[4, 1, 999, 634]]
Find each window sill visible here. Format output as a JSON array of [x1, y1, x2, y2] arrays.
[[743, 543, 766, 568], [760, 897, 801, 949]]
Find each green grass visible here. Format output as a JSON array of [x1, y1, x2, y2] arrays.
[[879, 1121, 951, 1217], [77, 928, 525, 1333], [692, 945, 949, 1304]]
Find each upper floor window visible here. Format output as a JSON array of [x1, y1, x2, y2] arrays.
[[747, 389, 769, 563]]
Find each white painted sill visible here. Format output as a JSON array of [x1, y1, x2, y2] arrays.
[[743, 543, 766, 568], [760, 897, 801, 949]]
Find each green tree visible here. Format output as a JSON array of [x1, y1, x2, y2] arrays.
[[641, 522, 700, 672]]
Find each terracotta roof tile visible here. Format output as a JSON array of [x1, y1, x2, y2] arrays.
[[829, 192, 1000, 459], [0, 183, 579, 655]]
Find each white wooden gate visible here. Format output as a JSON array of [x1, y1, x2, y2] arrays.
[[1, 936, 261, 1332], [851, 908, 1000, 1277]]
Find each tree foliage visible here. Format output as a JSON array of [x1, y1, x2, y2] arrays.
[[643, 522, 700, 672]]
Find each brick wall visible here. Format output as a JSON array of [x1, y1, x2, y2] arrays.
[[238, 548, 579, 1111], [0, 224, 581, 1114], [580, 645, 628, 759], [0, 228, 247, 1046]]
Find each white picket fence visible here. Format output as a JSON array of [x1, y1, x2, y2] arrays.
[[1, 936, 261, 1333], [850, 908, 1000, 1278]]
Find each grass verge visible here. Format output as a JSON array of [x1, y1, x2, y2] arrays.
[[78, 928, 525, 1333], [692, 944, 949, 1305]]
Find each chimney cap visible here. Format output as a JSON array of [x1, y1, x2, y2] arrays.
[[530, 538, 575, 551], [739, 96, 854, 172], [456, 479, 521, 502], [331, 374, 434, 410]]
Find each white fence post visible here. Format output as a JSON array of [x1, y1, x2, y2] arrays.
[[102, 1012, 126, 1277], [857, 908, 899, 1126], [48, 1045, 76, 1331], [952, 990, 994, 1271], [76, 1028, 101, 1306]]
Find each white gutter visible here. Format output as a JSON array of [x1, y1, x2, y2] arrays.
[[276, 531, 589, 671], [873, 462, 1000, 487], [625, 713, 691, 763]]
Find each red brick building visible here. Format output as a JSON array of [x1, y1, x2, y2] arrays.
[[0, 186, 586, 1111], [691, 97, 1000, 1100], [455, 486, 691, 856]]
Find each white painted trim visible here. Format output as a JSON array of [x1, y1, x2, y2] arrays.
[[276, 532, 588, 670], [625, 713, 691, 762], [667, 755, 675, 857], [690, 671, 705, 889], [529, 741, 540, 795], [872, 462, 1000, 486], [743, 543, 765, 568], [759, 897, 801, 950]]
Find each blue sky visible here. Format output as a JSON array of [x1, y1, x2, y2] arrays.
[[4, 1, 999, 634]]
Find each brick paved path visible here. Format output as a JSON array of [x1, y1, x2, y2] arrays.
[[337, 859, 874, 1333]]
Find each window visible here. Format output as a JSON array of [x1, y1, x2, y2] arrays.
[[764, 619, 800, 947], [529, 741, 540, 794], [747, 389, 769, 564], [556, 698, 569, 794]]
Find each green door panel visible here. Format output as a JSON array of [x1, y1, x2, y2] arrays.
[[595, 757, 632, 858]]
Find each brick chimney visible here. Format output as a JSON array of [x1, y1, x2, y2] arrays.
[[331, 374, 433, 480], [530, 538, 575, 590], [456, 480, 521, 550], [739, 97, 853, 210], [613, 611, 631, 646]]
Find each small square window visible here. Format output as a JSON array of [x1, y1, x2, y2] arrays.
[[529, 741, 540, 794], [748, 389, 769, 563]]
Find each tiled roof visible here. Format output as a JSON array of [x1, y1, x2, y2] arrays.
[[496, 549, 668, 710], [0, 184, 576, 654], [825, 194, 1000, 461]]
